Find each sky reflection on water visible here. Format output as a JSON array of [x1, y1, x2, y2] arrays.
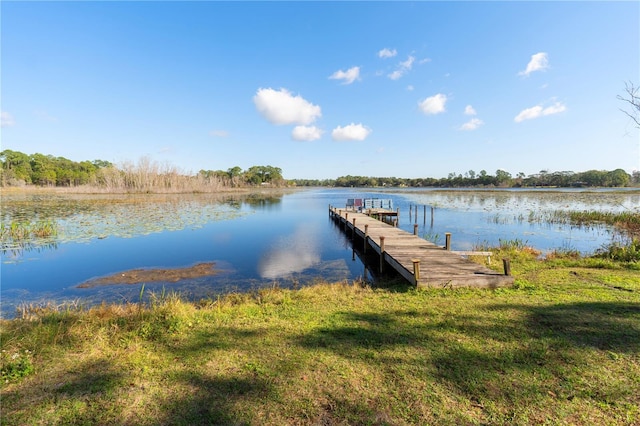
[[1, 188, 637, 318]]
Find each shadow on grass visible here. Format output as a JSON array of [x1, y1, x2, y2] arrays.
[[296, 311, 429, 355], [525, 301, 640, 353], [3, 359, 126, 425], [155, 373, 271, 426], [433, 301, 640, 407], [295, 301, 640, 420]]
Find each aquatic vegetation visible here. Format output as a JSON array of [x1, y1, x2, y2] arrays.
[[565, 210, 640, 237], [0, 221, 59, 256], [0, 220, 57, 241], [78, 262, 218, 287], [1, 193, 252, 248]]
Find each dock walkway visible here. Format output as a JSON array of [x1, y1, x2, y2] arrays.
[[330, 207, 514, 289]]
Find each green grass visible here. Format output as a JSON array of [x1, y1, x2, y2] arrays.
[[1, 249, 639, 425]]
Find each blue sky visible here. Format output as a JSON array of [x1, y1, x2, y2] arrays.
[[2, 1, 639, 180]]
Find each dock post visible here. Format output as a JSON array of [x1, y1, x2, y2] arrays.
[[414, 205, 417, 223], [352, 218, 356, 240], [397, 208, 400, 226], [445, 233, 451, 251], [413, 224, 419, 235], [431, 206, 434, 227], [364, 224, 369, 253], [423, 205, 427, 225], [411, 259, 420, 286], [502, 258, 511, 276], [379, 236, 385, 273]]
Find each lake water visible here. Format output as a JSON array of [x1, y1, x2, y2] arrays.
[[1, 188, 638, 318]]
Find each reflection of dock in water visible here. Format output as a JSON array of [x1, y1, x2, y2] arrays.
[[330, 206, 514, 289]]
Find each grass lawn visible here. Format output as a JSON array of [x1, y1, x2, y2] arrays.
[[2, 247, 639, 425]]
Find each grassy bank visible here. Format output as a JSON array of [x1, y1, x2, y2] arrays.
[[1, 248, 639, 425]]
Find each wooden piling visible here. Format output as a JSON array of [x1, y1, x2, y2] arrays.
[[412, 259, 420, 285], [445, 233, 451, 251], [413, 224, 419, 235], [364, 224, 369, 253], [503, 258, 511, 276]]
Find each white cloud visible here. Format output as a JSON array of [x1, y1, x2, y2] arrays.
[[378, 48, 397, 59], [329, 66, 361, 85], [419, 58, 431, 64], [253, 88, 321, 125], [388, 55, 415, 80], [1, 111, 15, 127], [464, 105, 477, 116], [332, 123, 371, 141], [519, 52, 549, 77], [418, 93, 447, 115], [292, 125, 323, 141], [514, 101, 567, 122], [459, 118, 484, 131], [388, 70, 403, 81], [209, 130, 229, 138], [407, 85, 414, 91]]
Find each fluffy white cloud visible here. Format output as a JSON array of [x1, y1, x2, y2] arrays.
[[388, 55, 415, 80], [407, 85, 414, 91], [332, 123, 371, 141], [464, 105, 477, 115], [418, 93, 447, 115], [378, 48, 397, 59], [459, 118, 484, 131], [519, 52, 549, 76], [253, 88, 321, 125], [292, 125, 323, 141], [1, 111, 15, 127], [209, 130, 229, 137], [514, 101, 566, 122], [329, 66, 361, 85]]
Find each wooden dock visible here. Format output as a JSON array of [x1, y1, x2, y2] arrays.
[[330, 206, 514, 289]]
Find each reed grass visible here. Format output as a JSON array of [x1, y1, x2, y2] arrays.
[[0, 220, 58, 241]]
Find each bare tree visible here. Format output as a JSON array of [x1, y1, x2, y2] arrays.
[[618, 81, 640, 128]]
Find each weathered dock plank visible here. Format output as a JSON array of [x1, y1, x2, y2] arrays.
[[330, 207, 514, 289]]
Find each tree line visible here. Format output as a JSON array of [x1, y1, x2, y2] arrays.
[[291, 168, 639, 188], [1, 150, 637, 190], [0, 150, 285, 190]]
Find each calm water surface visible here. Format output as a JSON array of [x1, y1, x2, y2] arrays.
[[1, 188, 638, 317]]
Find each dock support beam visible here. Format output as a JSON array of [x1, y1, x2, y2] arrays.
[[502, 258, 511, 276], [413, 224, 419, 235], [445, 233, 452, 251]]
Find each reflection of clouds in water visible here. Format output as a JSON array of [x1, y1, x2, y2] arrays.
[[258, 224, 321, 279]]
